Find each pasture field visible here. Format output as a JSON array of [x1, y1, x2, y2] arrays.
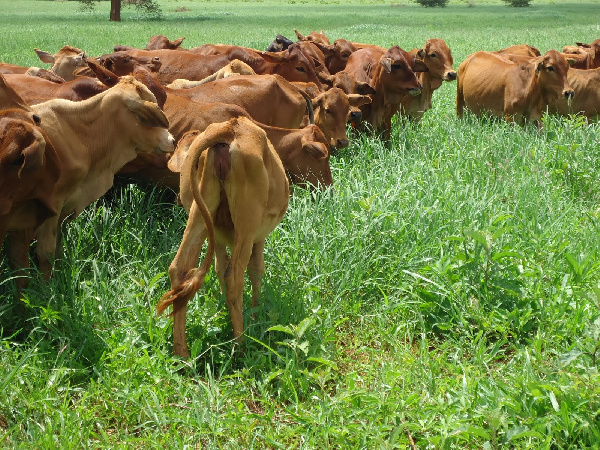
[[1, 0, 600, 447]]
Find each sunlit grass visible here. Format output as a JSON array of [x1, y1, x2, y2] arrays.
[[2, 0, 600, 447]]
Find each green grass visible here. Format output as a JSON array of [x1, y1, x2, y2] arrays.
[[2, 0, 600, 447]]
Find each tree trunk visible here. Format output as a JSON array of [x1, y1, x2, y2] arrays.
[[110, 0, 121, 22]]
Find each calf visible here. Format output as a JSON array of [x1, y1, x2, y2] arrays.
[[34, 46, 87, 81], [157, 117, 289, 357], [30, 76, 174, 278], [0, 109, 59, 289], [457, 50, 574, 123], [548, 67, 600, 119], [399, 38, 457, 120], [337, 45, 427, 136]]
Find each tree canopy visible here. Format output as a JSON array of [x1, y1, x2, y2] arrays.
[[76, 0, 162, 21]]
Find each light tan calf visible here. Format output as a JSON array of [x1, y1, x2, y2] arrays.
[[157, 117, 289, 357], [31, 76, 174, 277]]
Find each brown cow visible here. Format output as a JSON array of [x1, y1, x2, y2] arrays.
[[100, 44, 322, 87], [167, 74, 313, 128], [157, 117, 289, 357], [548, 67, 600, 119], [0, 73, 35, 114], [4, 73, 108, 105], [295, 29, 331, 46], [34, 46, 87, 81], [493, 44, 541, 60], [314, 39, 358, 75], [30, 76, 174, 278], [145, 34, 186, 51], [399, 38, 457, 120], [336, 45, 427, 136], [125, 67, 333, 191], [561, 39, 600, 69], [457, 50, 575, 123], [0, 109, 60, 289]]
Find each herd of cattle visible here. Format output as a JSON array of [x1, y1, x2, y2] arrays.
[[1, 30, 599, 356]]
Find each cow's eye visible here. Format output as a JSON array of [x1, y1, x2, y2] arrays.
[[341, 52, 351, 58], [296, 66, 306, 73], [430, 53, 437, 58], [124, 56, 131, 63], [391, 63, 402, 70], [325, 108, 332, 115], [547, 66, 555, 72]]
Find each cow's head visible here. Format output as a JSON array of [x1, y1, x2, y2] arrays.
[[111, 76, 174, 155], [266, 34, 294, 52], [261, 43, 322, 86], [312, 87, 371, 149], [295, 29, 331, 46], [0, 109, 58, 221], [286, 125, 332, 190], [535, 50, 574, 102], [146, 34, 186, 50], [34, 46, 87, 81], [416, 38, 457, 84], [380, 46, 424, 96], [0, 73, 40, 124], [96, 51, 162, 77]]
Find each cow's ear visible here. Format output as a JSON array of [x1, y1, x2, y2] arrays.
[[575, 42, 590, 48], [18, 137, 46, 178], [171, 37, 185, 49], [417, 49, 427, 60], [87, 60, 119, 87], [412, 59, 429, 72], [295, 29, 305, 41], [126, 98, 170, 128], [314, 42, 333, 56], [301, 135, 329, 160], [34, 49, 55, 64], [168, 130, 199, 172], [356, 81, 376, 96], [348, 93, 372, 108], [380, 57, 393, 73]]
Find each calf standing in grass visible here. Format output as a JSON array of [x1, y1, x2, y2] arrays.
[[158, 117, 289, 357]]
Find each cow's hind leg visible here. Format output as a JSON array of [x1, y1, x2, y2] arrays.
[[224, 237, 254, 342], [247, 240, 265, 310], [164, 202, 208, 358]]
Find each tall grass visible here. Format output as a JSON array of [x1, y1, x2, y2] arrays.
[[1, 0, 600, 447]]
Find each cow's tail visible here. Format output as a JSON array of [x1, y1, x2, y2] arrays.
[[157, 121, 235, 316], [300, 89, 315, 124]]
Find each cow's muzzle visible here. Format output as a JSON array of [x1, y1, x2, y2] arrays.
[[408, 85, 422, 96], [444, 71, 457, 81]]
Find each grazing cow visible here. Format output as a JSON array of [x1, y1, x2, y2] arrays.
[[548, 67, 600, 119], [457, 50, 575, 123], [560, 39, 600, 69], [29, 76, 174, 278], [0, 109, 60, 289], [266, 34, 294, 52], [101, 43, 322, 86], [122, 66, 333, 191], [157, 117, 289, 357], [167, 74, 313, 128], [399, 38, 457, 120], [4, 73, 108, 105], [93, 52, 162, 77], [34, 46, 87, 81], [336, 45, 427, 136], [295, 29, 331, 46], [166, 60, 256, 89]]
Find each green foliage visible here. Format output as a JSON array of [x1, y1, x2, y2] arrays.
[[502, 0, 532, 6], [415, 0, 449, 7], [2, 0, 600, 447], [75, 0, 162, 19]]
